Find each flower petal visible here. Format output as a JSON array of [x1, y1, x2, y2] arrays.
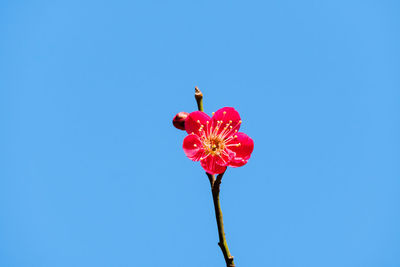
[[227, 132, 254, 167], [228, 158, 249, 167], [200, 156, 227, 175], [211, 107, 241, 136], [183, 134, 204, 161], [185, 111, 212, 136], [215, 148, 235, 166]]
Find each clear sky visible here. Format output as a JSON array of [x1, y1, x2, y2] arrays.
[[1, 1, 399, 267]]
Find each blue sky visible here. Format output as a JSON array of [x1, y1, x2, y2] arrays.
[[1, 1, 399, 266]]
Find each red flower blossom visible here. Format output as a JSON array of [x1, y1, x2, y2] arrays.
[[183, 107, 254, 174]]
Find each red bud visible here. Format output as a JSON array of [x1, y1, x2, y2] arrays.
[[172, 112, 189, 131]]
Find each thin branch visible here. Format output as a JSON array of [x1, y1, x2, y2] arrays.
[[208, 171, 235, 267], [206, 172, 215, 187]]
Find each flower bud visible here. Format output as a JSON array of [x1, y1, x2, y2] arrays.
[[172, 112, 189, 130]]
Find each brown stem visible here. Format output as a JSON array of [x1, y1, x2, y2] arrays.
[[206, 172, 235, 267]]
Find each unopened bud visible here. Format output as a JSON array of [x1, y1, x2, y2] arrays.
[[195, 86, 203, 100], [172, 112, 189, 130]]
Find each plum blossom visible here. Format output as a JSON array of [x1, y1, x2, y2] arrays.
[[183, 107, 254, 174]]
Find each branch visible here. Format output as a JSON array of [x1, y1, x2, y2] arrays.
[[208, 171, 235, 267]]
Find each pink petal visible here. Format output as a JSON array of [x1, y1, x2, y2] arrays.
[[228, 158, 248, 167], [211, 107, 241, 136], [227, 132, 254, 167], [185, 111, 212, 136], [200, 156, 227, 175], [183, 134, 204, 161], [215, 148, 235, 166]]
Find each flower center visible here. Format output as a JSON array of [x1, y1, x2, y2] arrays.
[[203, 137, 225, 156]]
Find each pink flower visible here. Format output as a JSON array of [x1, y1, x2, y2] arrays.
[[183, 107, 254, 174]]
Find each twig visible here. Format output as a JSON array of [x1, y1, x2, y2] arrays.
[[207, 171, 235, 267]]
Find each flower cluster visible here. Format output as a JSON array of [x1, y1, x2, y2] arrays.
[[182, 107, 254, 174]]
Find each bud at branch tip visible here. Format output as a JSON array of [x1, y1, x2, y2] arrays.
[[194, 86, 204, 112]]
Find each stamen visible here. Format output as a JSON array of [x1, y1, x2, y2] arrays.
[[217, 120, 234, 138], [226, 143, 241, 147], [194, 144, 197, 147], [200, 153, 211, 161], [218, 151, 229, 164], [212, 121, 222, 136], [221, 150, 229, 156], [224, 134, 239, 144], [206, 121, 211, 136], [220, 120, 242, 139]]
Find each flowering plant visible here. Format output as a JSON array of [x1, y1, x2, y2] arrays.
[[172, 87, 254, 267], [183, 107, 254, 175]]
